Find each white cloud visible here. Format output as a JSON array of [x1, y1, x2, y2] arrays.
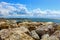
[[0, 2, 30, 17], [0, 2, 60, 18], [32, 8, 60, 18]]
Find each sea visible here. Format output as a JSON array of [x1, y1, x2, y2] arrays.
[[14, 18, 60, 23]]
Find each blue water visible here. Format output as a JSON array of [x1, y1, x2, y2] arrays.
[[16, 18, 60, 23]]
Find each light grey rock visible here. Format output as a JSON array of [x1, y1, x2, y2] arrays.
[[30, 30, 40, 40], [53, 30, 60, 40], [41, 34, 49, 40], [41, 34, 59, 40], [48, 35, 59, 40]]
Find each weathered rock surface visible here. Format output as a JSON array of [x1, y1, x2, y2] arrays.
[[0, 20, 18, 29], [30, 30, 40, 40], [48, 35, 59, 40], [0, 28, 34, 40], [41, 34, 49, 40], [41, 34, 59, 40], [53, 30, 60, 40], [0, 20, 60, 40]]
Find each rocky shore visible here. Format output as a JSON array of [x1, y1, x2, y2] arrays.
[[0, 20, 60, 40]]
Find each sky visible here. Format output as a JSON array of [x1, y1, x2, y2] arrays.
[[0, 0, 60, 18]]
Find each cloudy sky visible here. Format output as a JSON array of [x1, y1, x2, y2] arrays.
[[0, 0, 60, 18]]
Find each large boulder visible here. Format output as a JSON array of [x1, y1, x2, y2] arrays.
[[0, 28, 34, 40]]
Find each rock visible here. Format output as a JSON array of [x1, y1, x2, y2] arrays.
[[0, 20, 18, 29], [56, 25, 60, 30], [5, 33, 21, 40], [41, 34, 49, 40], [35, 26, 48, 39], [0, 28, 34, 40], [53, 30, 60, 40], [0, 22, 9, 29], [0, 29, 11, 39], [35, 23, 55, 37], [41, 34, 59, 40], [48, 35, 59, 40], [11, 28, 35, 40], [19, 26, 29, 33], [0, 37, 2, 40], [47, 25, 55, 35], [0, 21, 60, 40], [30, 30, 40, 40], [46, 22, 54, 25]]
